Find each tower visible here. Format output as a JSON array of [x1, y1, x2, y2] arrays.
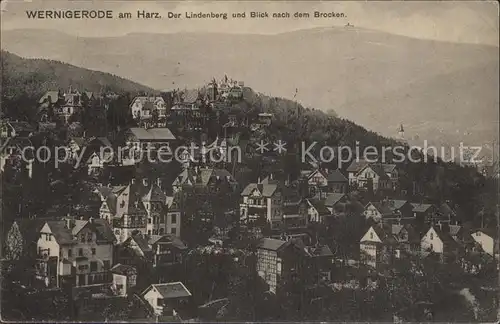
[[398, 124, 405, 140]]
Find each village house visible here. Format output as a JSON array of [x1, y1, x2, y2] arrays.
[[470, 228, 498, 257], [411, 203, 438, 224], [383, 199, 415, 223], [421, 225, 461, 260], [346, 159, 398, 191], [129, 96, 167, 125], [148, 234, 188, 267], [326, 169, 349, 193], [98, 181, 148, 243], [364, 202, 392, 222], [99, 179, 181, 242], [240, 179, 283, 229], [110, 263, 137, 297], [359, 224, 395, 268], [81, 137, 114, 175], [300, 169, 329, 196], [255, 238, 294, 294], [281, 198, 309, 230], [360, 223, 420, 268], [169, 89, 211, 131], [306, 199, 331, 223], [117, 233, 187, 269], [36, 218, 115, 287], [324, 193, 348, 217], [256, 237, 330, 294], [141, 282, 192, 316], [39, 89, 95, 123], [124, 127, 176, 154], [173, 167, 238, 193]]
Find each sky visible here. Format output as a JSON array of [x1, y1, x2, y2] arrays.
[[1, 1, 499, 46]]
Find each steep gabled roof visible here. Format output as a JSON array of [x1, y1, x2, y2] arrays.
[[324, 193, 346, 207], [386, 199, 409, 211], [411, 203, 434, 213], [44, 221, 76, 245], [241, 183, 278, 197], [257, 238, 287, 251], [346, 159, 370, 173], [327, 169, 348, 182], [148, 234, 187, 250], [307, 199, 331, 216], [368, 202, 394, 217]]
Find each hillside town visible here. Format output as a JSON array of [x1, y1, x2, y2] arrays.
[[1, 75, 499, 322]]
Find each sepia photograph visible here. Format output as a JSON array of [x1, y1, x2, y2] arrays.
[[0, 0, 499, 322]]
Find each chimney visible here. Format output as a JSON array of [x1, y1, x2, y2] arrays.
[[143, 178, 149, 187], [89, 217, 94, 224], [157, 178, 162, 187], [131, 178, 136, 184], [257, 177, 261, 184]]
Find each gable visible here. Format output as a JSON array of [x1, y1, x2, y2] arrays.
[[40, 223, 52, 234], [361, 227, 382, 243], [250, 188, 262, 197], [358, 165, 379, 179]]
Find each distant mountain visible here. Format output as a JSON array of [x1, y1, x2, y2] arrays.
[[1, 50, 154, 100], [1, 28, 498, 155]]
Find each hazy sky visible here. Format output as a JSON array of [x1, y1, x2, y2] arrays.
[[1, 1, 498, 46]]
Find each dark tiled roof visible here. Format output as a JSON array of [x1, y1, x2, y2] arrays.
[[45, 220, 76, 245], [346, 159, 370, 173], [257, 238, 287, 251], [327, 169, 348, 182], [130, 234, 152, 253], [308, 199, 331, 216], [324, 193, 346, 207], [241, 183, 278, 197], [148, 234, 187, 250]]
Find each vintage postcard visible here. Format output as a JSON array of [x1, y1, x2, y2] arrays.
[[0, 0, 499, 322]]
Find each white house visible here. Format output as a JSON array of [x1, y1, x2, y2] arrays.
[[470, 228, 498, 257], [421, 225, 460, 256], [141, 282, 192, 316], [37, 218, 115, 287]]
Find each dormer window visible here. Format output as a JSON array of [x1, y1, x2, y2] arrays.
[[370, 232, 374, 240]]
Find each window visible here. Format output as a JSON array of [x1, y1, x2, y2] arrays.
[[103, 260, 110, 270], [87, 233, 93, 242], [171, 214, 177, 224], [91, 248, 96, 255], [160, 215, 165, 224], [370, 232, 374, 240], [159, 228, 164, 235], [430, 233, 434, 240], [170, 227, 176, 234], [80, 234, 85, 243], [90, 261, 97, 272], [148, 218, 152, 224], [68, 249, 72, 257], [148, 230, 151, 235], [78, 248, 83, 256]]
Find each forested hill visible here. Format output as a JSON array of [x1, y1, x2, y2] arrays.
[[1, 51, 154, 119]]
